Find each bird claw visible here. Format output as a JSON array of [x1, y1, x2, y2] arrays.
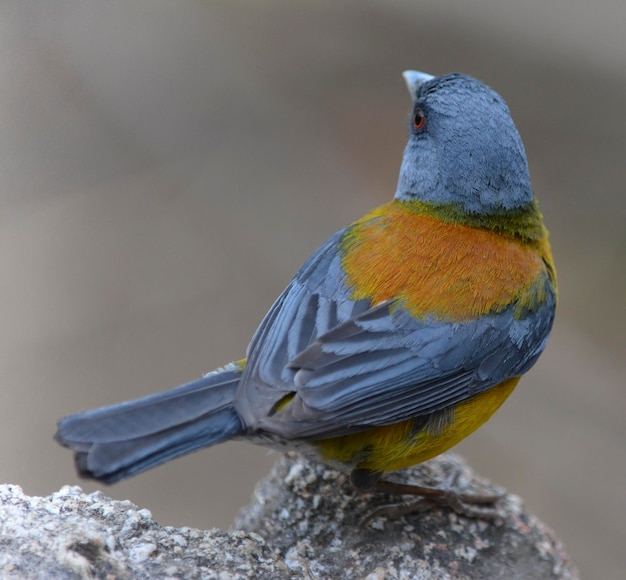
[[361, 467, 505, 526]]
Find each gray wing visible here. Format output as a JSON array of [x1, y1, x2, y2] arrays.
[[235, 231, 556, 439]]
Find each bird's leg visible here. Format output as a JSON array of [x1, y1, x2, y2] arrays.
[[352, 467, 504, 525]]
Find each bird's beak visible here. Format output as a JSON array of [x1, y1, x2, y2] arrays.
[[402, 70, 435, 101]]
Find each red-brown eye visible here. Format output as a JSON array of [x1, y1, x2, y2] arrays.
[[413, 108, 426, 130]]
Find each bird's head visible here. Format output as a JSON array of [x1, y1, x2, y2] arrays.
[[395, 71, 533, 216]]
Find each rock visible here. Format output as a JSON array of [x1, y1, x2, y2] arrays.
[[237, 452, 578, 578], [0, 484, 283, 579], [0, 453, 578, 579]]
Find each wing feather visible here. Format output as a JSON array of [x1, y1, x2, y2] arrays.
[[236, 231, 556, 440]]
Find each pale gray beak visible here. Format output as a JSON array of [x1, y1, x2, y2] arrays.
[[402, 70, 435, 100]]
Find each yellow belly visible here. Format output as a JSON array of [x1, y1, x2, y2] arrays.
[[314, 377, 519, 473]]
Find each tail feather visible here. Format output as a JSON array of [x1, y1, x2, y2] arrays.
[[55, 363, 244, 483]]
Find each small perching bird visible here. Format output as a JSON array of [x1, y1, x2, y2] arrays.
[[56, 70, 556, 516]]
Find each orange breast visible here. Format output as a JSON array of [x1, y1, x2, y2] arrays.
[[341, 201, 546, 321]]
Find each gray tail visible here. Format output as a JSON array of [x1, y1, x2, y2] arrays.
[[55, 363, 244, 484]]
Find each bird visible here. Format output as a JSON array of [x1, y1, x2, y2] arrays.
[[56, 70, 557, 515]]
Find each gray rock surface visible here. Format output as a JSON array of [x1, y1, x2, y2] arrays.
[[1, 453, 577, 579], [0, 485, 282, 579], [237, 453, 578, 579]]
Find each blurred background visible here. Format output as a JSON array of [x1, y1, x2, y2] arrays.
[[2, 1, 625, 577]]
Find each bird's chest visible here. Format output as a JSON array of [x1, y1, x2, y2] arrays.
[[340, 208, 544, 321]]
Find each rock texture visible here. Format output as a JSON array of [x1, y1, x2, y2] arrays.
[[237, 453, 577, 579], [0, 453, 577, 579], [0, 485, 282, 579]]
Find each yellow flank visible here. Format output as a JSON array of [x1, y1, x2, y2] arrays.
[[233, 358, 247, 372], [314, 377, 519, 473], [270, 392, 296, 415], [538, 228, 558, 294], [341, 201, 548, 321]]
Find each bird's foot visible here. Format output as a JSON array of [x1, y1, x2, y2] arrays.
[[360, 467, 505, 525]]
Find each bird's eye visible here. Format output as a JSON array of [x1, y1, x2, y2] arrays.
[[413, 108, 426, 131]]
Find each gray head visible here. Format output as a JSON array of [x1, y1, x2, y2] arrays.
[[395, 71, 533, 215]]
